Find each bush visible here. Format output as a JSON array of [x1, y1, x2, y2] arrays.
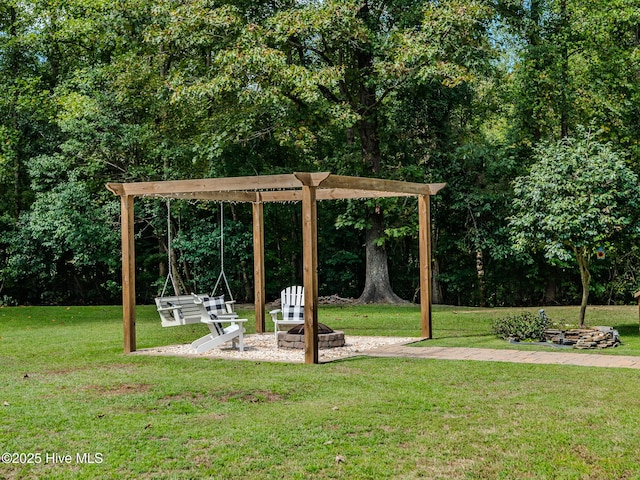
[[491, 310, 550, 342]]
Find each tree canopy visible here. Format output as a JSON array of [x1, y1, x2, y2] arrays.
[[1, 0, 640, 313], [510, 130, 640, 324]]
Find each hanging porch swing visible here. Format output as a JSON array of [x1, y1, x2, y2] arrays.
[[155, 200, 237, 327]]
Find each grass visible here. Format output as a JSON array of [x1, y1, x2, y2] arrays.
[[417, 304, 640, 354], [1, 303, 640, 479]]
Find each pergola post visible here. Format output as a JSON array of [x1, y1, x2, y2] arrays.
[[301, 184, 319, 364], [418, 194, 432, 338], [121, 195, 136, 352], [252, 197, 266, 333]]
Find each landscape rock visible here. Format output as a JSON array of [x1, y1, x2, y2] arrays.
[[543, 326, 620, 349]]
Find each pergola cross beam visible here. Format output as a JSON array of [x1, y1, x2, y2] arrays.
[[106, 172, 445, 364]]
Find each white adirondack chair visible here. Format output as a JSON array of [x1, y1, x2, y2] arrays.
[[190, 294, 247, 353], [269, 286, 305, 342], [156, 293, 245, 352]]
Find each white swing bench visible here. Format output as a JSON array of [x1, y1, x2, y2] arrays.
[[155, 294, 247, 353], [154, 202, 247, 353]]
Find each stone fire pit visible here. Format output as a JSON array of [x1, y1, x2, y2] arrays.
[[277, 323, 345, 349]]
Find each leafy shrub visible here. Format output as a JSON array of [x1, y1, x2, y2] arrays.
[[491, 310, 550, 342]]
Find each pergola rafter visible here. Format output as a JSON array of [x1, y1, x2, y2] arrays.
[[107, 172, 445, 364]]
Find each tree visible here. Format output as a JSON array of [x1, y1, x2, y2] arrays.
[[160, 0, 491, 303], [510, 129, 640, 326]]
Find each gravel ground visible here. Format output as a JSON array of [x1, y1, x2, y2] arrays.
[[134, 333, 418, 363]]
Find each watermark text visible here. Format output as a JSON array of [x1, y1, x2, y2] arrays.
[[1, 452, 104, 465]]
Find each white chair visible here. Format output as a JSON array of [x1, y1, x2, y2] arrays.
[[190, 294, 247, 353], [269, 286, 305, 342]]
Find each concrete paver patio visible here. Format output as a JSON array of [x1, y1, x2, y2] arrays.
[[365, 343, 640, 369]]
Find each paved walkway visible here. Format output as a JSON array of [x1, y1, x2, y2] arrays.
[[365, 344, 640, 369]]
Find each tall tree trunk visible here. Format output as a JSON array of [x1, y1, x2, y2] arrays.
[[355, 97, 404, 303], [476, 250, 486, 307], [353, 4, 404, 304], [358, 209, 405, 304], [431, 228, 443, 304], [575, 247, 591, 327], [544, 278, 557, 304], [431, 257, 443, 304], [230, 204, 252, 301], [158, 237, 167, 279], [170, 248, 187, 295], [165, 217, 187, 295]]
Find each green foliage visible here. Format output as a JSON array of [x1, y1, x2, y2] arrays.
[[510, 129, 640, 262], [510, 129, 640, 323], [491, 310, 550, 342], [172, 210, 253, 297], [1, 0, 640, 308], [2, 179, 119, 304]]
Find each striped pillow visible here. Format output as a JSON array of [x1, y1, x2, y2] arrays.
[[203, 296, 227, 335]]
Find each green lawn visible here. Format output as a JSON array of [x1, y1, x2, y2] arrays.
[[1, 304, 640, 479], [419, 304, 640, 354]]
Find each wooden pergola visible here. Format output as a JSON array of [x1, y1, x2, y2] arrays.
[[107, 172, 445, 364]]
